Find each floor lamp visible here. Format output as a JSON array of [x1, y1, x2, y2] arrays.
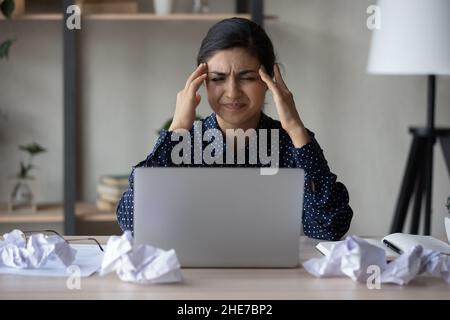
[[367, 0, 450, 235]]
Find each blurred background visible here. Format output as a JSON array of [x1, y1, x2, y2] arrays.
[[0, 0, 449, 238]]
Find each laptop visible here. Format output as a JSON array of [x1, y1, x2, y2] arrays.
[[133, 167, 304, 268]]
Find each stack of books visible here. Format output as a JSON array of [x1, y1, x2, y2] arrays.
[[96, 174, 129, 211]]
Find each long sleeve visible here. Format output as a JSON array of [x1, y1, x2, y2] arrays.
[[116, 130, 174, 232], [116, 113, 354, 240], [291, 132, 353, 241]]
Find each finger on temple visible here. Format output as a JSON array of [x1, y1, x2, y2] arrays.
[[185, 63, 207, 89]]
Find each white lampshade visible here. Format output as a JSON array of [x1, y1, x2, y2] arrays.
[[367, 0, 450, 75]]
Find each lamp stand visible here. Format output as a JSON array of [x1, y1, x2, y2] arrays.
[[391, 75, 450, 235]]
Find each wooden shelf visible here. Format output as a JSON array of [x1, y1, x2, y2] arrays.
[[2, 13, 277, 22], [86, 13, 252, 21], [0, 202, 116, 224], [0, 13, 62, 21]]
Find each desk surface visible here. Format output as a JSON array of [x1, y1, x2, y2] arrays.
[[0, 236, 448, 299]]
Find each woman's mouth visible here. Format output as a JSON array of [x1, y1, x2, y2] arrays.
[[222, 103, 246, 111]]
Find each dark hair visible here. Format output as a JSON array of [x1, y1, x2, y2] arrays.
[[197, 17, 276, 77]]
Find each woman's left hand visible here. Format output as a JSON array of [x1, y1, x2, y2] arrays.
[[259, 64, 310, 148]]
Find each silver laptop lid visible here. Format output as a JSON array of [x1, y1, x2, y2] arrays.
[[134, 167, 304, 268]]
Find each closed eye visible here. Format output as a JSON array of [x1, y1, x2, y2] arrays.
[[210, 77, 256, 82]]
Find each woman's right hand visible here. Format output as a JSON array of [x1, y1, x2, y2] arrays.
[[169, 63, 208, 131]]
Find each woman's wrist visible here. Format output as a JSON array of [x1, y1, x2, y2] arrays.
[[286, 125, 310, 148], [168, 121, 192, 132]]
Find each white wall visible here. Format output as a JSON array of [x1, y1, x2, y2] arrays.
[[264, 0, 450, 239], [0, 21, 63, 205], [1, 0, 449, 238]]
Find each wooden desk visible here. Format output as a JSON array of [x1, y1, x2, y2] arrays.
[[0, 236, 448, 299]]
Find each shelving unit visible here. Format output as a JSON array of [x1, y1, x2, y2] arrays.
[[1, 1, 273, 235]]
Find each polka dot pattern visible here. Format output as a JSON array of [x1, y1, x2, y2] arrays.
[[116, 112, 353, 241]]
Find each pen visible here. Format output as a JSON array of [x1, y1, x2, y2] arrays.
[[382, 239, 403, 255]]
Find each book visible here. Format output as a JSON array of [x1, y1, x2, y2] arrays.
[[97, 183, 127, 198], [98, 192, 122, 203], [96, 198, 118, 211], [316, 238, 400, 261], [100, 174, 129, 187], [316, 233, 450, 261], [382, 233, 450, 255]]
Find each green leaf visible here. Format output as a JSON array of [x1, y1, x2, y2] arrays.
[[1, 0, 15, 19], [0, 39, 14, 59], [18, 161, 28, 178], [19, 142, 47, 155]]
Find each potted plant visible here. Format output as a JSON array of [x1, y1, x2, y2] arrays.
[[10, 142, 46, 210]]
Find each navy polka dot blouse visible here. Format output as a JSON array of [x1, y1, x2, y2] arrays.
[[116, 112, 353, 241]]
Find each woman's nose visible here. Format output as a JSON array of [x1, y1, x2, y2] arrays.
[[225, 77, 242, 99]]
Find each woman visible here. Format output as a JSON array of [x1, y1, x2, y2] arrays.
[[117, 17, 353, 241]]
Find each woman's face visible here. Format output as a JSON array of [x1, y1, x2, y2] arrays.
[[205, 48, 267, 130]]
